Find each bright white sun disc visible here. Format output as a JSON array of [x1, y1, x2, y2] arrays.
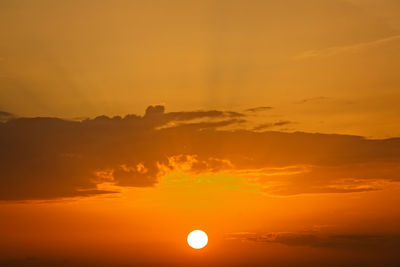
[[187, 230, 208, 249]]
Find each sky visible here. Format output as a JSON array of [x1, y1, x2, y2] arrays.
[[1, 0, 400, 266]]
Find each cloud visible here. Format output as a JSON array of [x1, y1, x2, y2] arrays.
[[244, 106, 273, 113], [168, 119, 246, 130], [145, 105, 244, 119], [0, 106, 245, 200], [1, 105, 400, 200], [253, 121, 292, 131], [166, 110, 245, 121], [0, 111, 15, 122], [227, 231, 400, 250], [294, 34, 400, 60], [258, 164, 399, 196], [294, 97, 331, 104]]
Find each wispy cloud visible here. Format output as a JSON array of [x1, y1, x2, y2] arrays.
[[253, 121, 292, 131], [294, 97, 331, 104], [294, 34, 400, 60], [244, 106, 273, 113]]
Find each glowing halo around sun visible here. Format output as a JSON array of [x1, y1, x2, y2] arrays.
[[187, 230, 208, 249]]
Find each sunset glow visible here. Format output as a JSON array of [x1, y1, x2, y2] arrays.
[[1, 0, 400, 266]]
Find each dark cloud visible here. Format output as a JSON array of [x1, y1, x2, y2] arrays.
[[253, 121, 292, 131], [1, 105, 400, 200], [228, 231, 400, 250], [294, 96, 331, 104], [244, 106, 273, 113], [144, 105, 244, 122], [0, 111, 15, 122], [166, 110, 244, 121], [0, 106, 245, 200], [170, 119, 246, 131]]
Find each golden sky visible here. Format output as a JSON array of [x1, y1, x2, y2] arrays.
[[1, 1, 400, 266]]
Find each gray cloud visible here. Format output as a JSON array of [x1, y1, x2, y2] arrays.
[[294, 34, 400, 60]]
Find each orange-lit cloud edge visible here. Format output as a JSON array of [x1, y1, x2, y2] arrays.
[[1, 104, 400, 201]]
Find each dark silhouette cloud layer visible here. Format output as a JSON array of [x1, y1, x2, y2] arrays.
[[1, 105, 400, 200]]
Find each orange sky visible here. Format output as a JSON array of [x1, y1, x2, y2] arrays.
[[1, 1, 400, 266]]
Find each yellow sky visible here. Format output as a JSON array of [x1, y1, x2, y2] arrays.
[[1, 0, 400, 137]]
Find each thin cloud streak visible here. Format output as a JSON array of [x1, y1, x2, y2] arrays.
[[227, 231, 400, 249], [294, 34, 400, 60]]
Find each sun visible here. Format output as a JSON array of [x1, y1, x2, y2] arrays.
[[187, 230, 208, 249]]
